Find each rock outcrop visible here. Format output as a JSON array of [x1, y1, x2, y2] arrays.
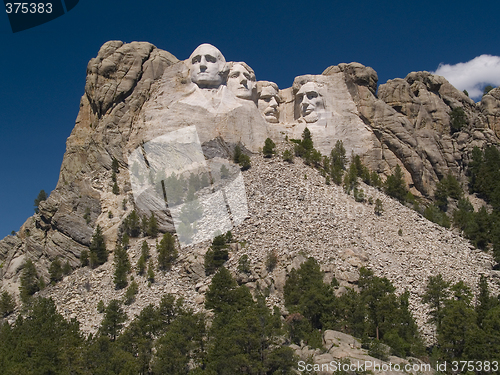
[[481, 86, 500, 138], [0, 41, 499, 344], [294, 330, 434, 375]]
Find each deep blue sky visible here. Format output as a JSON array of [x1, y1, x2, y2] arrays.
[[1, 0, 499, 238]]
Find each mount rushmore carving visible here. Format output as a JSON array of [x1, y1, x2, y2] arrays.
[[0, 39, 499, 299]]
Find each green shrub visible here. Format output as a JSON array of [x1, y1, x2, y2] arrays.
[[449, 107, 467, 133], [263, 138, 276, 158], [282, 149, 294, 163], [265, 251, 278, 272], [237, 255, 250, 274], [238, 153, 251, 170], [384, 165, 407, 202]]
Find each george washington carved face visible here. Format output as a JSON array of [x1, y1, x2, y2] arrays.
[[189, 44, 226, 89]]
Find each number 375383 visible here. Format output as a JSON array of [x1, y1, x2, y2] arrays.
[[5, 3, 53, 13]]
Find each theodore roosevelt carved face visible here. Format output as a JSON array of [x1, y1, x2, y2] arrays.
[[227, 62, 256, 101], [189, 44, 226, 89], [257, 82, 280, 123], [296, 82, 325, 123]]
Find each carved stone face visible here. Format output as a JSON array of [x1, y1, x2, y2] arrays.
[[258, 85, 280, 123], [227, 63, 256, 100], [189, 44, 225, 89], [296, 82, 325, 123]]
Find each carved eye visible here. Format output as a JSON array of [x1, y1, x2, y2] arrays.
[[191, 55, 201, 64], [307, 92, 318, 99], [229, 72, 239, 78], [205, 55, 217, 63]]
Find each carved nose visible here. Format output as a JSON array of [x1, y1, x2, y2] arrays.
[[199, 57, 208, 70], [270, 97, 278, 107]]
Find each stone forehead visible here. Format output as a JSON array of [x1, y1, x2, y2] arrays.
[[189, 43, 226, 64], [297, 81, 320, 94], [257, 81, 279, 94], [228, 62, 256, 80]]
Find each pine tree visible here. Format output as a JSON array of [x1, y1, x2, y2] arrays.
[[49, 258, 63, 284], [301, 127, 314, 151], [147, 260, 155, 283], [284, 257, 334, 331], [449, 107, 467, 133], [113, 244, 130, 289], [20, 259, 40, 302], [112, 157, 119, 173], [237, 254, 250, 274], [370, 171, 382, 189], [137, 255, 146, 276], [437, 282, 478, 361], [343, 161, 358, 194], [152, 311, 207, 374], [112, 181, 120, 195], [147, 213, 159, 237], [422, 274, 450, 330], [205, 267, 253, 314], [100, 299, 127, 341], [121, 232, 130, 249], [80, 250, 89, 267], [204, 234, 229, 275], [62, 260, 71, 275], [329, 140, 347, 185], [475, 275, 498, 328], [141, 240, 150, 259], [0, 298, 84, 373], [0, 291, 15, 317], [90, 225, 107, 268], [123, 210, 141, 237], [34, 189, 47, 213], [124, 280, 139, 305], [158, 232, 177, 271], [233, 144, 242, 163], [384, 165, 407, 202]]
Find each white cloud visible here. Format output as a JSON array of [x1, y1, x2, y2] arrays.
[[432, 55, 500, 99]]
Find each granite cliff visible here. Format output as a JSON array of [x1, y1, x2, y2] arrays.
[[1, 41, 499, 345]]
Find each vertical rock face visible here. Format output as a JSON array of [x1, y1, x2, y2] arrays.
[[376, 70, 499, 193], [0, 41, 179, 294], [0, 41, 499, 301], [481, 87, 500, 138]]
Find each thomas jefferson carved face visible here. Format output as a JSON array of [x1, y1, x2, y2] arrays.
[[189, 44, 226, 89], [258, 84, 280, 123], [227, 62, 256, 100], [296, 82, 325, 123]]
